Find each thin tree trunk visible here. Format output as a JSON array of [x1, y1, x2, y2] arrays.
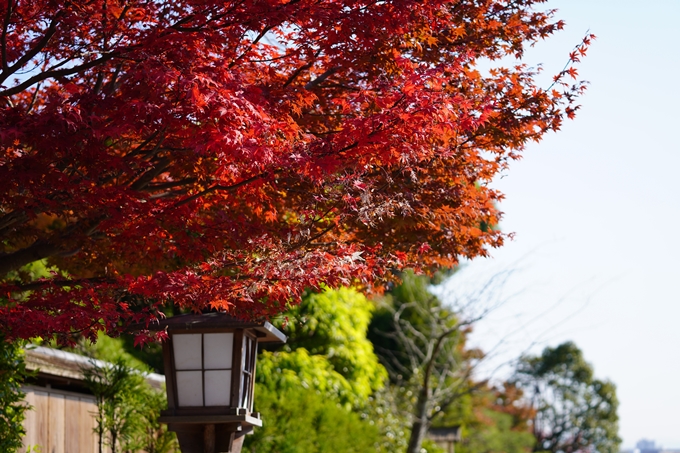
[[111, 430, 117, 453], [406, 389, 430, 453]]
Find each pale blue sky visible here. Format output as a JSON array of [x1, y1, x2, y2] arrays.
[[442, 0, 680, 449]]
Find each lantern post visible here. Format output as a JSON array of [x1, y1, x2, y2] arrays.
[[142, 312, 286, 453]]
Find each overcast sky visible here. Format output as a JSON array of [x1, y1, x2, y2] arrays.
[[440, 0, 680, 449]]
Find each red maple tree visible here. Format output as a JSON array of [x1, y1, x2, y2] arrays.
[[0, 0, 592, 343]]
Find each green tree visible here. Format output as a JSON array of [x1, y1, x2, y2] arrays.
[[83, 359, 145, 453], [245, 287, 393, 452], [82, 358, 178, 453], [0, 339, 30, 452], [513, 342, 620, 453], [280, 287, 388, 404], [125, 384, 178, 453], [0, 260, 55, 452], [245, 384, 382, 453]]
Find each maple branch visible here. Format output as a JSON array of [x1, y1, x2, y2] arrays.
[[125, 128, 166, 158], [281, 51, 321, 89], [229, 25, 273, 69], [103, 63, 124, 94], [0, 51, 120, 97], [129, 157, 171, 191], [292, 223, 336, 251], [142, 177, 198, 192], [304, 67, 339, 90], [0, 210, 29, 234], [170, 13, 198, 30], [26, 82, 42, 114], [0, 10, 63, 87], [1, 0, 13, 71], [169, 6, 231, 32], [172, 173, 266, 208], [0, 240, 63, 277], [93, 67, 106, 95], [148, 189, 187, 200], [247, 52, 297, 63], [319, 82, 360, 91]]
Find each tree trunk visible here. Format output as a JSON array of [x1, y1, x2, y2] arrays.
[[406, 389, 430, 453]]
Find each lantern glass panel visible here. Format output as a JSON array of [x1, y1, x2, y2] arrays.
[[173, 334, 202, 370], [203, 333, 233, 369], [240, 335, 257, 410], [176, 371, 203, 406], [204, 370, 232, 406]]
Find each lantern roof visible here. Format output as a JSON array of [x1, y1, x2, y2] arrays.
[[141, 312, 287, 344]]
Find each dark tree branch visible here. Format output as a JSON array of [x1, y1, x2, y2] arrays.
[[1, 0, 13, 70], [229, 25, 273, 69], [172, 173, 266, 208], [0, 210, 29, 234], [142, 177, 198, 191], [0, 240, 63, 277], [129, 157, 171, 191], [0, 51, 120, 97], [0, 10, 63, 86], [305, 67, 339, 90]]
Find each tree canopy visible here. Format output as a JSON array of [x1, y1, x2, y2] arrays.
[[0, 0, 591, 341], [257, 287, 386, 408], [513, 342, 620, 453]]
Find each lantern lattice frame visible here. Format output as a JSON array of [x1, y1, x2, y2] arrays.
[[138, 312, 286, 453]]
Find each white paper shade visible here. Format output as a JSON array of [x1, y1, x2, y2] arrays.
[[173, 334, 202, 370], [204, 370, 232, 406], [203, 333, 233, 369], [176, 371, 203, 406]]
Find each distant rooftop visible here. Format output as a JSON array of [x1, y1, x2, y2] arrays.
[[24, 345, 165, 391]]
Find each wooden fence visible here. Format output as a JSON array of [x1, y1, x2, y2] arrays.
[[21, 384, 111, 453]]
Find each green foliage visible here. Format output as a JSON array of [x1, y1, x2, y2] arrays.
[[248, 287, 398, 452], [421, 439, 447, 453], [83, 359, 144, 453], [8, 259, 58, 282], [244, 384, 382, 453], [82, 358, 177, 453], [280, 287, 387, 402], [256, 348, 358, 407], [0, 261, 48, 452], [0, 339, 30, 452], [514, 342, 620, 453], [125, 384, 178, 453]]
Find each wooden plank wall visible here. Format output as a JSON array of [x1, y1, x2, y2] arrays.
[[21, 386, 110, 453]]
